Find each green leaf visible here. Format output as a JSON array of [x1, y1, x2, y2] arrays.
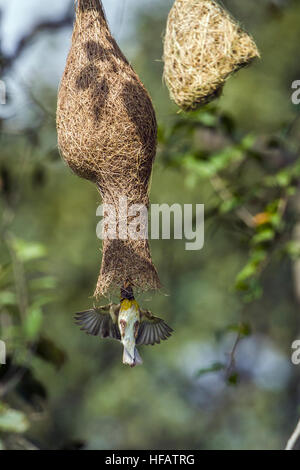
[[251, 229, 275, 245], [227, 323, 252, 337], [181, 145, 245, 180], [285, 241, 300, 260], [219, 197, 239, 214], [23, 307, 43, 341], [251, 248, 268, 264], [12, 239, 47, 262], [29, 276, 56, 291], [30, 295, 55, 309], [243, 281, 263, 302], [193, 112, 218, 127], [227, 372, 239, 386], [0, 291, 17, 306], [269, 213, 281, 229], [287, 187, 296, 196], [235, 263, 258, 289], [195, 362, 225, 377], [235, 249, 267, 291], [240, 134, 255, 150], [276, 171, 290, 187], [0, 403, 29, 433]]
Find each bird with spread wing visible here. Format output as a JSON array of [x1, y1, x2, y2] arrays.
[[75, 285, 173, 367]]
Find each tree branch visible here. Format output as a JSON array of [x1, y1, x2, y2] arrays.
[[286, 417, 300, 450], [1, 3, 74, 73], [210, 174, 256, 228]]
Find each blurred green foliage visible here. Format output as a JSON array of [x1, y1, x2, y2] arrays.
[[0, 0, 300, 450]]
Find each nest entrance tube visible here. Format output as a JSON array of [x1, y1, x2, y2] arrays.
[[163, 0, 260, 111], [57, 0, 161, 298]]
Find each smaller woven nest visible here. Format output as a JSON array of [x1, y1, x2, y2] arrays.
[[163, 0, 260, 111]]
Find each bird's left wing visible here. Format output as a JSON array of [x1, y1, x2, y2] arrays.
[[74, 304, 121, 340], [136, 309, 173, 346]]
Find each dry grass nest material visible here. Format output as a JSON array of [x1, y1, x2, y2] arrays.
[[163, 0, 260, 111], [57, 0, 161, 298]]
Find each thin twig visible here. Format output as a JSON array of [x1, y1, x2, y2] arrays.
[[0, 368, 26, 399], [285, 417, 300, 450], [225, 332, 241, 380], [5, 234, 28, 321], [210, 174, 255, 228], [1, 4, 73, 72]]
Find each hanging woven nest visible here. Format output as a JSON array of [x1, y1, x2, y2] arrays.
[[163, 0, 260, 111], [57, 0, 161, 298]]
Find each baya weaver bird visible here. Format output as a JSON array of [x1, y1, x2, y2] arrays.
[[75, 285, 173, 367]]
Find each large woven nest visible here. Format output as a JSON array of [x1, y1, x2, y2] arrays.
[[57, 0, 161, 298], [163, 0, 260, 111]]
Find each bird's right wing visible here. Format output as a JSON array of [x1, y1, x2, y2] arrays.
[[136, 309, 173, 346], [74, 304, 121, 340]]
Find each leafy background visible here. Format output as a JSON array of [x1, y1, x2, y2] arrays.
[[0, 0, 300, 450]]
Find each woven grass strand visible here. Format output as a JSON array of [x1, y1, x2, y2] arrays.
[[57, 0, 161, 298], [163, 0, 260, 111]]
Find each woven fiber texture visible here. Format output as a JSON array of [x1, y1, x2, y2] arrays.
[[163, 0, 260, 111], [57, 0, 161, 298]]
